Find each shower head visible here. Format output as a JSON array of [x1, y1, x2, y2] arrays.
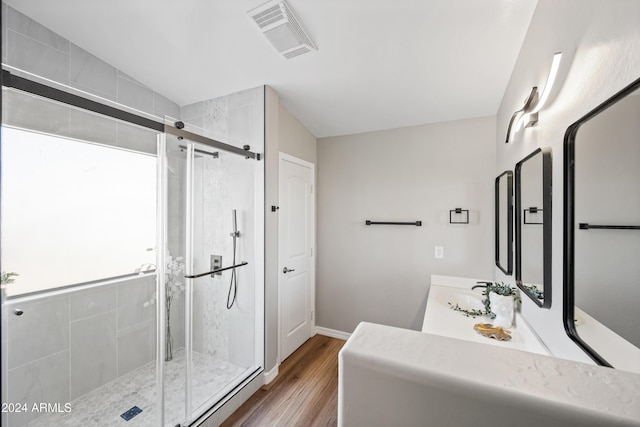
[[231, 209, 240, 238], [167, 149, 198, 159], [178, 145, 219, 158]]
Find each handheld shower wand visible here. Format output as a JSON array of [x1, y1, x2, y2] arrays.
[[227, 209, 240, 309]]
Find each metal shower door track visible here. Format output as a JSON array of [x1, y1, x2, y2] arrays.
[[1, 70, 260, 160]]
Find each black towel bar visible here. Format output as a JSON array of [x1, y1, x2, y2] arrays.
[[365, 220, 422, 226], [579, 223, 640, 230]]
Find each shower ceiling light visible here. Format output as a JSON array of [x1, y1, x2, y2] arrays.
[[248, 0, 317, 59]]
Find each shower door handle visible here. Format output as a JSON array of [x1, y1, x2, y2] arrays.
[[184, 261, 248, 279], [283, 267, 295, 274]]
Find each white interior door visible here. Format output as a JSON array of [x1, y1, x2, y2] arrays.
[[279, 153, 315, 362]]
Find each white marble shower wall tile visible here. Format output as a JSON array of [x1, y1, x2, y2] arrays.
[[208, 280, 230, 361], [227, 87, 263, 147], [7, 296, 69, 369], [69, 311, 117, 400], [195, 278, 229, 362], [7, 350, 70, 427], [203, 96, 230, 138], [192, 282, 205, 354]]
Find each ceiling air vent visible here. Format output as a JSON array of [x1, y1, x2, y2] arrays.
[[248, 0, 317, 59]]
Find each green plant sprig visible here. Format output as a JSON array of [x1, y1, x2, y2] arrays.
[[447, 302, 486, 318], [1, 272, 19, 286], [523, 284, 544, 299]]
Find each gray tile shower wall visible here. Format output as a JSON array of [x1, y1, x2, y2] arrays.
[[4, 274, 156, 426], [3, 4, 180, 120]]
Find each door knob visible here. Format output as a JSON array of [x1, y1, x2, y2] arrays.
[[283, 267, 295, 274]]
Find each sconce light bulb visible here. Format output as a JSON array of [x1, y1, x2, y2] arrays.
[[515, 112, 529, 131], [529, 52, 562, 115]]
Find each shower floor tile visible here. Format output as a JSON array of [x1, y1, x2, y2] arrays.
[[27, 350, 246, 427]]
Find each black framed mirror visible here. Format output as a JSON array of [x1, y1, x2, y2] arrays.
[[564, 76, 640, 371], [515, 147, 552, 307], [495, 171, 513, 275]]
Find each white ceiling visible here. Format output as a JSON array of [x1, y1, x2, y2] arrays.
[[7, 0, 537, 138]]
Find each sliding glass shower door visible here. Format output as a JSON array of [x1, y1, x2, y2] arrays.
[[162, 126, 263, 426]]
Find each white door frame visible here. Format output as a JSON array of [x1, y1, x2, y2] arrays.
[[277, 152, 316, 364]]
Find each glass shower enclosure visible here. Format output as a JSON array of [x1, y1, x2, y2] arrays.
[[160, 122, 264, 425], [0, 76, 264, 426]]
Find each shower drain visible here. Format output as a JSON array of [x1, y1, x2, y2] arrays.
[[120, 405, 143, 421]]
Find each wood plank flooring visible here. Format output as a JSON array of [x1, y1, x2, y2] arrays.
[[220, 334, 345, 427]]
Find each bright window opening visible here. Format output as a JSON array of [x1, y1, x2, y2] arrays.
[[1, 127, 156, 297]]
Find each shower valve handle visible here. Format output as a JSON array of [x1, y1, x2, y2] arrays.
[[283, 267, 295, 274]]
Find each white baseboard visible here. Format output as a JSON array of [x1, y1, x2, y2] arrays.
[[263, 364, 279, 385], [315, 326, 351, 341]]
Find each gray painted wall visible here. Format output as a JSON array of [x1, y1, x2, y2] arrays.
[[279, 104, 317, 165], [264, 86, 280, 372], [264, 92, 318, 369], [316, 116, 496, 333]]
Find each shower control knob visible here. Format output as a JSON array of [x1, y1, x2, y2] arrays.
[[283, 267, 295, 274]]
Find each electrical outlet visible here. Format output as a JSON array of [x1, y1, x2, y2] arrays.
[[435, 246, 444, 259], [211, 255, 222, 276]]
